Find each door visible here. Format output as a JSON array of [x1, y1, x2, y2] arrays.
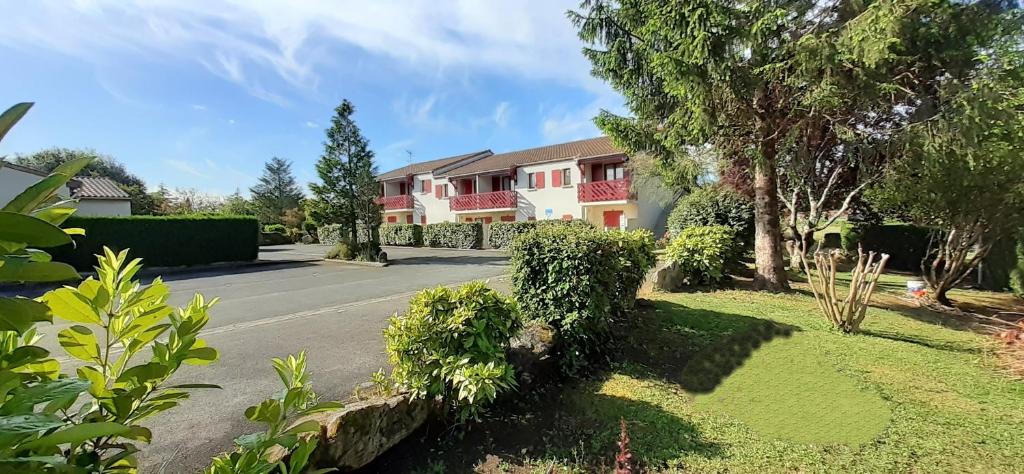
[[602, 210, 624, 230]]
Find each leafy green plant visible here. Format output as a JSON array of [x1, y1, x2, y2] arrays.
[[664, 225, 736, 285], [263, 224, 287, 234], [317, 224, 344, 246], [206, 351, 342, 474], [383, 282, 521, 422], [667, 186, 753, 249], [509, 226, 655, 372], [0, 102, 222, 472], [379, 224, 422, 246], [422, 222, 482, 249], [488, 221, 536, 249]]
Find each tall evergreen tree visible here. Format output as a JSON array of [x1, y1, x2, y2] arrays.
[[569, 0, 1018, 291], [309, 99, 381, 245], [249, 157, 304, 224]]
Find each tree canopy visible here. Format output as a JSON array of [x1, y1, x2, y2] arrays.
[[249, 157, 304, 224], [308, 99, 381, 244], [569, 0, 1021, 290]]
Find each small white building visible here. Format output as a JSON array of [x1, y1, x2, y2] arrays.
[[0, 162, 132, 216], [376, 137, 676, 233]]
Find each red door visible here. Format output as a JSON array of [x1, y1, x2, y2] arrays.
[[602, 210, 623, 229], [406, 214, 414, 224], [461, 179, 475, 195]]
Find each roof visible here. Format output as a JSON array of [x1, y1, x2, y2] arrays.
[[69, 176, 131, 200], [0, 160, 49, 177], [376, 150, 492, 181], [437, 136, 623, 177]]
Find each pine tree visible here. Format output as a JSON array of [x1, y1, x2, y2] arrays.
[[309, 99, 381, 246], [249, 157, 304, 224]]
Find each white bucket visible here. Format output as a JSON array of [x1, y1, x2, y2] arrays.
[[906, 280, 926, 297]]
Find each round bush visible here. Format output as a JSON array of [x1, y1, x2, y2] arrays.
[[668, 186, 753, 248], [665, 225, 737, 285]]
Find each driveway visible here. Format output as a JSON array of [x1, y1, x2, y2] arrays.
[[26, 246, 509, 473]]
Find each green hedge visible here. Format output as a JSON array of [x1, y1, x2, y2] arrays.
[[380, 224, 423, 246], [51, 215, 259, 270], [509, 226, 655, 372], [489, 221, 536, 249], [665, 225, 737, 285], [840, 223, 932, 271], [668, 186, 754, 248], [424, 222, 482, 249]]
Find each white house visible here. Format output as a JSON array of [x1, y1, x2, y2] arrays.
[[0, 162, 132, 216], [376, 137, 676, 233]]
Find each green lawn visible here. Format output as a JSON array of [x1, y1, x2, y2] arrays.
[[518, 279, 1024, 473]]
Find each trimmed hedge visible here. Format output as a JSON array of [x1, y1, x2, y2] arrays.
[[841, 223, 932, 271], [509, 226, 655, 372], [52, 215, 259, 270], [489, 221, 536, 249], [665, 225, 737, 285], [380, 224, 423, 246], [424, 222, 482, 249]]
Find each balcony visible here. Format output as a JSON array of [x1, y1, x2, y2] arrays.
[[375, 194, 414, 211], [450, 190, 517, 212], [578, 179, 632, 203]]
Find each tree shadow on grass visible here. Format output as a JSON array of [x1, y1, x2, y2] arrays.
[[624, 300, 799, 394], [860, 328, 983, 354]]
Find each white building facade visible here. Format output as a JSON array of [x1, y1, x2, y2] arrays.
[[376, 137, 676, 233], [1, 163, 132, 216]]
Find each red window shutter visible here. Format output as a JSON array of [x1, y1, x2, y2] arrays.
[[536, 172, 545, 189], [423, 179, 431, 193], [420, 215, 427, 225], [435, 184, 442, 199], [500, 215, 515, 222], [552, 169, 562, 187], [406, 214, 414, 224], [387, 215, 397, 223], [484, 216, 493, 224]]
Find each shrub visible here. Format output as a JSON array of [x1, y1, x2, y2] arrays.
[[489, 221, 536, 249], [206, 351, 342, 474], [263, 223, 286, 234], [424, 221, 482, 249], [980, 234, 1020, 291], [384, 282, 521, 421], [285, 227, 303, 243], [302, 220, 318, 239], [50, 215, 259, 270], [535, 219, 595, 231], [664, 225, 737, 285], [509, 226, 655, 372], [840, 223, 932, 271], [318, 223, 344, 245], [380, 223, 423, 246], [668, 186, 754, 248], [325, 240, 354, 260]]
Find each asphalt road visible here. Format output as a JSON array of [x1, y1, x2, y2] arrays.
[[26, 246, 510, 473]]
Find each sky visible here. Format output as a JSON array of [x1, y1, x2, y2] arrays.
[[0, 0, 624, 196]]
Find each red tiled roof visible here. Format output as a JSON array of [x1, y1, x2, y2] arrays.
[[436, 136, 623, 177], [376, 150, 492, 181]]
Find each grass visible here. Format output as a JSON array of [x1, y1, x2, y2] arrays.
[[371, 271, 1024, 473]]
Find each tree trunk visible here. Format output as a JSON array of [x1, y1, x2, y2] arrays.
[[752, 153, 790, 291]]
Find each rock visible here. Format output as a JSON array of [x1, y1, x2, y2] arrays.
[[376, 250, 388, 264], [301, 234, 315, 244], [507, 323, 557, 389], [352, 381, 378, 400], [641, 259, 685, 293], [305, 393, 434, 471]]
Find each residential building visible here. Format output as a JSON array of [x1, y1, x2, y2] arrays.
[[375, 150, 492, 224], [375, 137, 676, 232], [0, 162, 132, 216]]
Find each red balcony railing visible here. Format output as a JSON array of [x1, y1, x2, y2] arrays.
[[450, 190, 517, 211], [578, 179, 632, 203], [375, 194, 414, 210]]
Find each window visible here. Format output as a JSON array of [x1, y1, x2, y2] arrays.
[[528, 173, 537, 189], [440, 184, 449, 198], [421, 179, 431, 193], [604, 163, 625, 181], [560, 168, 572, 186]]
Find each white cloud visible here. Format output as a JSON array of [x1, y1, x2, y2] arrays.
[[191, 104, 207, 110], [304, 121, 318, 128], [227, 119, 236, 125], [0, 1, 606, 104], [393, 93, 455, 130], [492, 101, 511, 127], [540, 92, 625, 143], [164, 158, 209, 179]]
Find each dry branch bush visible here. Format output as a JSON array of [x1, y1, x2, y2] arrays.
[[802, 248, 890, 333]]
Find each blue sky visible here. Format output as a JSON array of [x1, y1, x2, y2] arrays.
[[0, 0, 623, 196]]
